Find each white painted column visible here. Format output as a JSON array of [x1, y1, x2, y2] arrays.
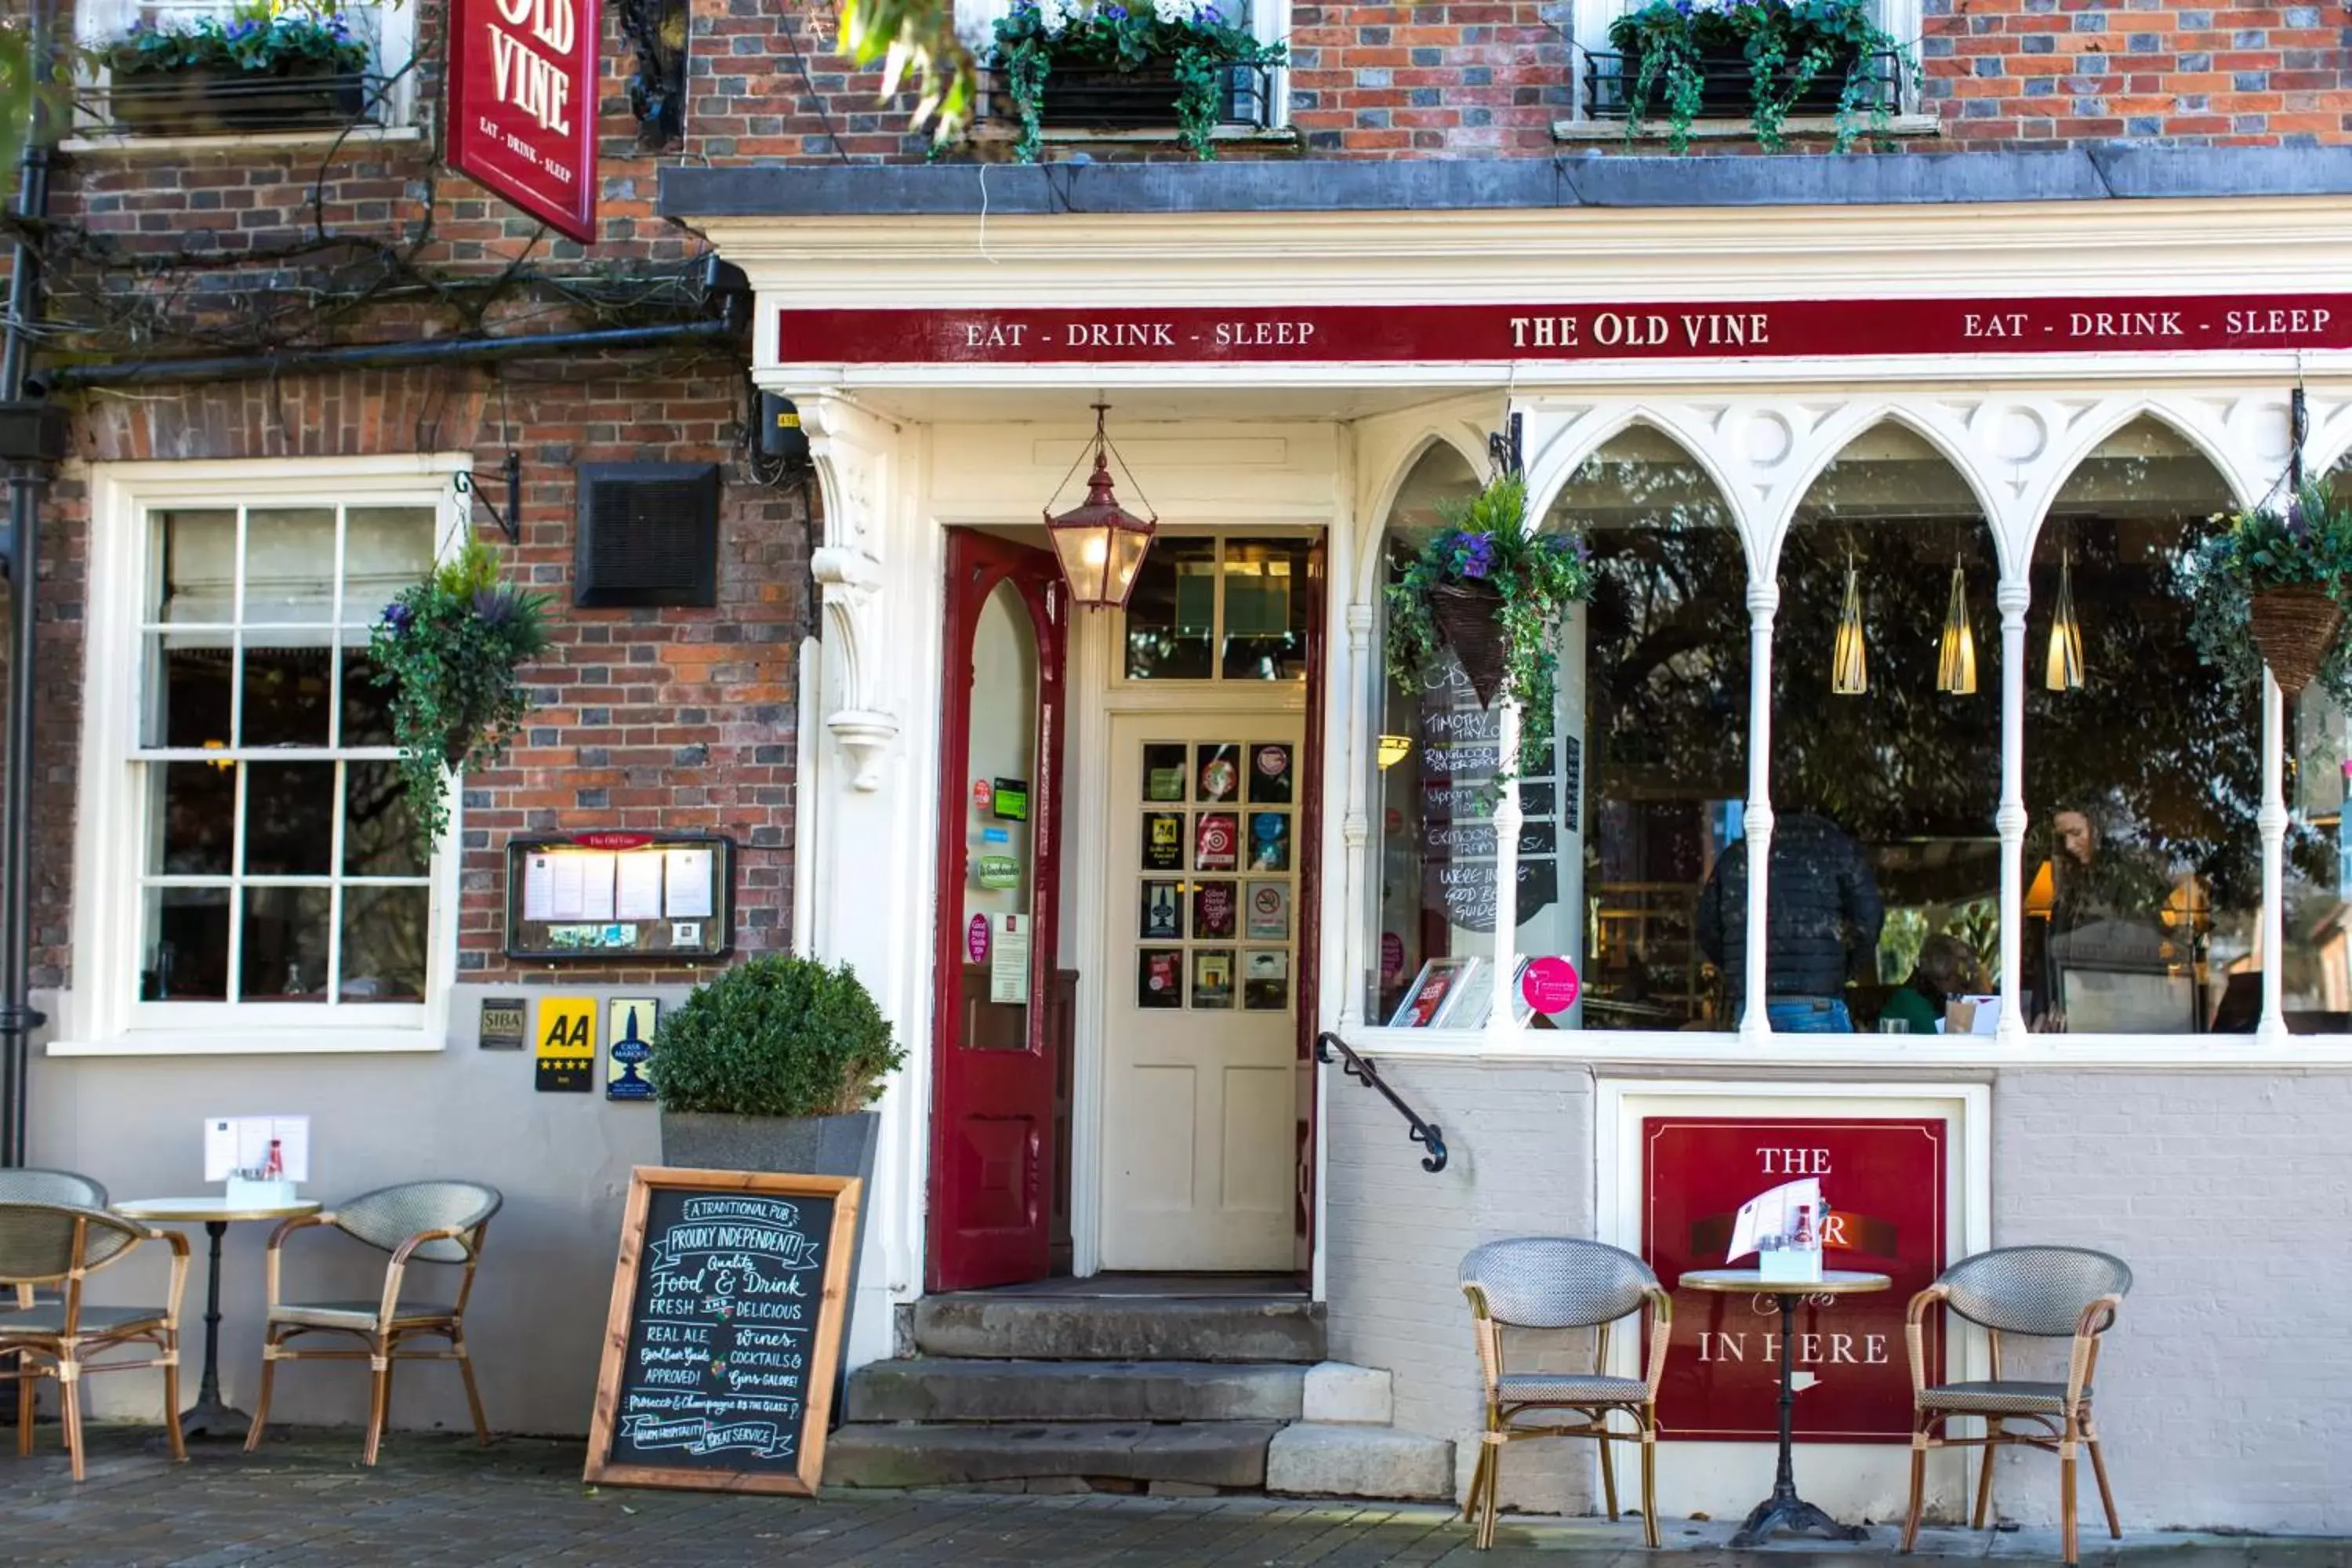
[[1996, 580, 2029, 1044], [2259, 670, 2288, 1044], [1487, 692, 1522, 1047], [1338, 604, 1376, 1031], [1741, 580, 1779, 1039]]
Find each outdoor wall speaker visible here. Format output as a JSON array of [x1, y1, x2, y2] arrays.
[[575, 462, 721, 608]]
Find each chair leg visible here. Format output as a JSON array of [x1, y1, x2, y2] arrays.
[[59, 1361, 83, 1484], [1597, 1417, 1621, 1522], [1461, 1439, 1490, 1526], [2087, 1435, 2121, 1540], [244, 1333, 279, 1454], [162, 1343, 186, 1465], [1639, 1426, 1660, 1549], [1973, 1419, 2002, 1529], [362, 1346, 391, 1468], [2061, 1446, 2080, 1566], [15, 1358, 32, 1458], [1477, 1439, 1503, 1550], [1900, 1423, 1928, 1554], [455, 1336, 490, 1448]]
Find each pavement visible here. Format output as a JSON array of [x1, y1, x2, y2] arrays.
[[5, 1427, 2351, 1567]]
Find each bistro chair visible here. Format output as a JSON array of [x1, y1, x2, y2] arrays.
[[1459, 1237, 1672, 1549], [0, 1201, 188, 1480], [0, 1172, 107, 1311], [243, 1180, 502, 1465], [1900, 1245, 2132, 1566]]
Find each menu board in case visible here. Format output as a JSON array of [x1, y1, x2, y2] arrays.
[[585, 1167, 862, 1495], [506, 833, 735, 962]]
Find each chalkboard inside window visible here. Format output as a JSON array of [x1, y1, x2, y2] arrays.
[[586, 1168, 862, 1494]]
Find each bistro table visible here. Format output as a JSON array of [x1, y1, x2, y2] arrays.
[[115, 1196, 321, 1440], [1679, 1267, 1894, 1548]]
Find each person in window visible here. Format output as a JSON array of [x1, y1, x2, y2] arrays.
[[2028, 802, 2176, 1031], [1694, 807, 1885, 1033], [1878, 934, 1987, 1034]]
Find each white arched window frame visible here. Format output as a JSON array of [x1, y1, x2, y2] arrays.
[[1348, 384, 2331, 1058], [71, 0, 421, 137]]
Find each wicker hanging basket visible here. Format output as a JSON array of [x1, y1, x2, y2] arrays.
[[2246, 585, 2345, 698], [1428, 579, 1511, 708]]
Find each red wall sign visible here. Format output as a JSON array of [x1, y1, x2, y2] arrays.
[[779, 295, 2348, 366], [448, 0, 602, 242], [1642, 1116, 1947, 1443]]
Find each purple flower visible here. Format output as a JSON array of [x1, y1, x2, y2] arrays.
[[1453, 531, 1497, 579], [2285, 498, 2310, 540], [381, 601, 413, 633]]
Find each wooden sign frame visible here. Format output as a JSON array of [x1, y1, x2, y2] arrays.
[[584, 1167, 862, 1494]]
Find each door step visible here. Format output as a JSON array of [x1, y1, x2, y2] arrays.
[[846, 1358, 1305, 1424], [822, 1420, 1283, 1490], [913, 1294, 1327, 1363]]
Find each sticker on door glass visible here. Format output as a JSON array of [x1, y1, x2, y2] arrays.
[[1143, 743, 1189, 803], [1247, 743, 1294, 804], [1192, 880, 1237, 940], [1142, 812, 1185, 871], [1196, 744, 1240, 803], [1246, 881, 1290, 941], [1195, 812, 1240, 871], [1247, 811, 1290, 871], [1138, 949, 1183, 1009], [1140, 880, 1183, 941], [1192, 949, 1236, 1009], [991, 778, 1029, 822], [1244, 949, 1290, 1011]]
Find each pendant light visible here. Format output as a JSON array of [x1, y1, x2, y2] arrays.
[[1831, 552, 1868, 696], [2045, 544, 2085, 691], [1044, 401, 1158, 609], [1937, 554, 1977, 696]]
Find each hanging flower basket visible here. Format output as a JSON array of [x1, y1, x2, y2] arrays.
[[2246, 585, 2343, 698], [1425, 579, 1511, 706]]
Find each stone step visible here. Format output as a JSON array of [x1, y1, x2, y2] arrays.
[[845, 1358, 1305, 1424], [822, 1421, 1281, 1490], [1265, 1423, 1457, 1501], [913, 1295, 1327, 1363]]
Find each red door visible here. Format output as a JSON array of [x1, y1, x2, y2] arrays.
[[928, 530, 1068, 1292]]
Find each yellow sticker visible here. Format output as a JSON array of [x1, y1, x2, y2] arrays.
[[536, 996, 597, 1092]]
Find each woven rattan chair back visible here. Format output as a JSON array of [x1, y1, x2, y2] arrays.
[[1460, 1237, 1657, 1330], [332, 1181, 503, 1264], [1939, 1245, 2132, 1337], [0, 1170, 107, 1209], [0, 1203, 146, 1285]]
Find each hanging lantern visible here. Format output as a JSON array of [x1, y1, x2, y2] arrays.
[[2045, 546, 2085, 691], [1831, 554, 1868, 696], [1044, 402, 1157, 610], [1937, 556, 1977, 696]]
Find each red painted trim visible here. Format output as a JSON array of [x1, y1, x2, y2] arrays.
[[780, 296, 2348, 366], [447, 0, 601, 242], [1294, 535, 1327, 1264]]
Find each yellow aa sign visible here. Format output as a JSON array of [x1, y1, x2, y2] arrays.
[[535, 996, 597, 1092]]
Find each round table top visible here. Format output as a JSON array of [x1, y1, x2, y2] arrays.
[[116, 1196, 321, 1224], [1679, 1267, 1893, 1296]]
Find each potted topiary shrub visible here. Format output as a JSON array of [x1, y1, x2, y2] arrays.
[[649, 953, 906, 1185], [107, 2, 373, 136]]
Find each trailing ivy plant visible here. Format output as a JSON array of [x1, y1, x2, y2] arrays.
[[1384, 472, 1596, 779], [2180, 478, 2352, 703], [1608, 0, 1907, 154], [649, 953, 907, 1117], [110, 1, 371, 78], [368, 540, 550, 859], [989, 0, 1284, 162]]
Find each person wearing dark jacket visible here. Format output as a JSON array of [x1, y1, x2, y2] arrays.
[[1694, 811, 1886, 1032]]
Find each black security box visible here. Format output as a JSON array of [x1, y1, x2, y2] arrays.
[[575, 462, 720, 608]]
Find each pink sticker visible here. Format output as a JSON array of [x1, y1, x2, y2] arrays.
[[1381, 932, 1406, 985], [967, 913, 990, 964], [1521, 955, 1581, 1015]]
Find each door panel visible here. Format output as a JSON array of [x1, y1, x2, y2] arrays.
[[1102, 710, 1304, 1271], [929, 531, 1067, 1293]]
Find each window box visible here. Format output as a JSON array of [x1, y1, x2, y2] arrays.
[[104, 60, 372, 136], [1584, 45, 1896, 122], [1037, 58, 1236, 130]]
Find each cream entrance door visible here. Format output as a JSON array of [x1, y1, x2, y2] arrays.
[[1101, 711, 1304, 1271]]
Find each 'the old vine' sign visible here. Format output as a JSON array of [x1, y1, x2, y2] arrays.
[[585, 1168, 862, 1494]]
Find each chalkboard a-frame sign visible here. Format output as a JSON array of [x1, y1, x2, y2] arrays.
[[584, 1167, 862, 1494]]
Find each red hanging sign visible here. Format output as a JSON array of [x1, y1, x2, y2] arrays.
[[447, 0, 601, 242], [1642, 1116, 1947, 1443]]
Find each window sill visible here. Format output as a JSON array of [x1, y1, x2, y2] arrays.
[[1552, 114, 1941, 144], [60, 125, 423, 158], [1345, 1024, 2352, 1070], [47, 1028, 445, 1058], [968, 124, 1301, 154]]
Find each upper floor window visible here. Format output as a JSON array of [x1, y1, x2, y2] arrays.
[[1567, 0, 1919, 128], [77, 0, 418, 138]]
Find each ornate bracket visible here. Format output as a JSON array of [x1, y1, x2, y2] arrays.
[[454, 449, 522, 544]]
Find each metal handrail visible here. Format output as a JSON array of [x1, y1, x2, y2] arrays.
[[1315, 1031, 1447, 1174]]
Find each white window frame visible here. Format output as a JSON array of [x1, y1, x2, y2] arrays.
[[56, 456, 472, 1057], [71, 0, 422, 139], [1566, 0, 1924, 122]]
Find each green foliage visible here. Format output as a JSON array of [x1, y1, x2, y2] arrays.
[[990, 0, 1284, 162], [110, 2, 372, 76], [367, 541, 550, 860], [1608, 0, 1907, 154], [2182, 479, 2352, 706], [648, 954, 907, 1117], [837, 0, 977, 143], [1384, 471, 1596, 775]]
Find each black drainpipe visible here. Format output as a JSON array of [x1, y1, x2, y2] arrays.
[[1, 0, 57, 1169]]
